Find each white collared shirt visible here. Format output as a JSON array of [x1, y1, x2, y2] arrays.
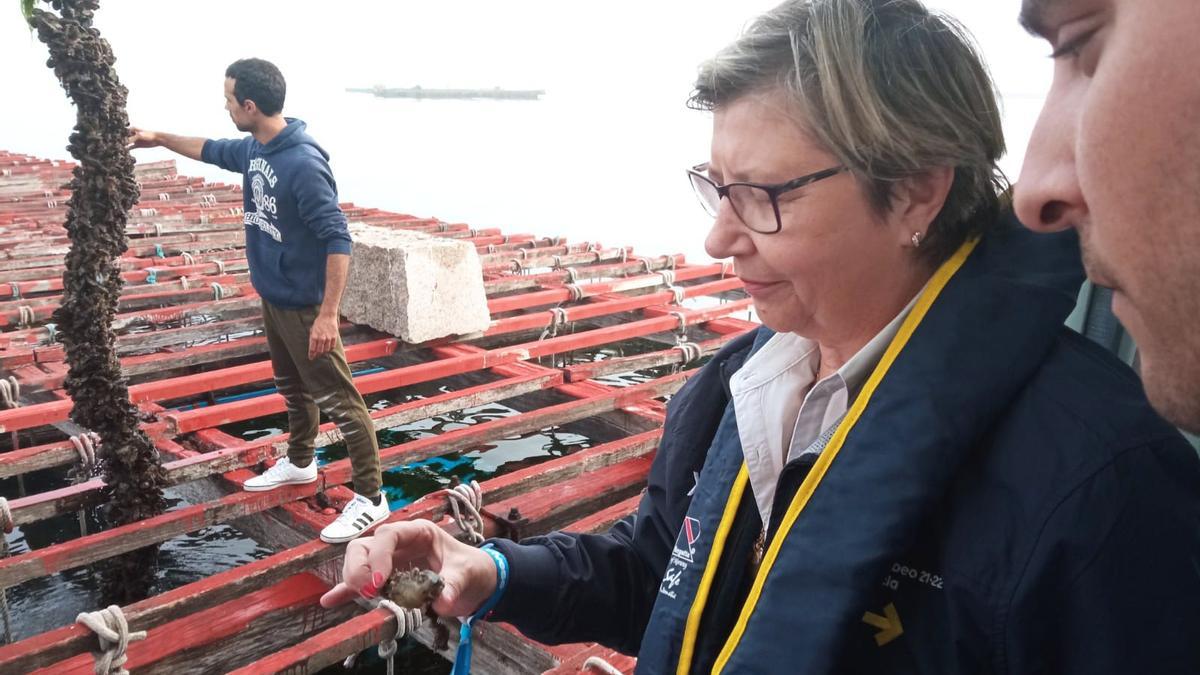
[[731, 295, 919, 527]]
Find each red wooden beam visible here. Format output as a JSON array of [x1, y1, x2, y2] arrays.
[[0, 433, 662, 672], [0, 338, 399, 434], [165, 297, 740, 436], [486, 262, 729, 315], [7, 371, 560, 525], [31, 573, 335, 675], [231, 456, 653, 674]]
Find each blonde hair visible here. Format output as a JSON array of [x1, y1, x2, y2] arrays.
[[691, 0, 1007, 263]]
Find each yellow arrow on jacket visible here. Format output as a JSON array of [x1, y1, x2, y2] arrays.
[[862, 603, 903, 646]]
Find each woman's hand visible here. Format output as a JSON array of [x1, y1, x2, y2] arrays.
[[319, 520, 498, 618]]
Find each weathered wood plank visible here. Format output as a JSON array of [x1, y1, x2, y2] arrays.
[[0, 374, 686, 583], [8, 372, 558, 523]]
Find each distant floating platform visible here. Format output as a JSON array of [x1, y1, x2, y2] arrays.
[[348, 85, 545, 101]]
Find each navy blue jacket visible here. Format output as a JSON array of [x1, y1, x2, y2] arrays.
[[489, 221, 1200, 674], [202, 118, 352, 308]]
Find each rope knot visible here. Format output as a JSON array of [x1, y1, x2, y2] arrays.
[[441, 480, 484, 544], [75, 605, 146, 675], [539, 307, 571, 341], [0, 496, 13, 534]]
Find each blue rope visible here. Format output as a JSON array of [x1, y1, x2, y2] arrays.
[[450, 545, 508, 675]]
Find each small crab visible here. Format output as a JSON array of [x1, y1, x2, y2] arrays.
[[384, 568, 450, 650]]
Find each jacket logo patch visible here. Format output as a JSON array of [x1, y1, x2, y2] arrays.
[[659, 517, 703, 599], [674, 516, 702, 564]]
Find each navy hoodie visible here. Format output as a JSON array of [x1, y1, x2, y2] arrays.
[[201, 118, 352, 308]]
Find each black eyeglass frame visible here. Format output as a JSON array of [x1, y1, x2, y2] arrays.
[[687, 162, 847, 234]]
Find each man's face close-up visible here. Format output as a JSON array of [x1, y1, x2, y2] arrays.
[[1014, 0, 1200, 432]]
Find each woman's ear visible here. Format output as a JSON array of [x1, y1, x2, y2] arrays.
[[887, 166, 955, 246]]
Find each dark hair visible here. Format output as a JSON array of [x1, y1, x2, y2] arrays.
[[225, 58, 286, 117], [691, 0, 1007, 265]]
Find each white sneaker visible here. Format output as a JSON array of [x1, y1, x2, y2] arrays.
[[244, 457, 318, 492], [320, 493, 390, 544]]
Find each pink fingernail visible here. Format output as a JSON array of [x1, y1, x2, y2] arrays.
[[372, 571, 385, 588]]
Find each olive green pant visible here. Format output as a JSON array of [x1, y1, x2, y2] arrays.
[[261, 300, 381, 498]]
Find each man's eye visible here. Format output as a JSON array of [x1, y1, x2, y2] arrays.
[[1050, 26, 1099, 61]]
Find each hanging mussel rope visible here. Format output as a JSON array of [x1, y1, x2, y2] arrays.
[[26, 0, 167, 603]]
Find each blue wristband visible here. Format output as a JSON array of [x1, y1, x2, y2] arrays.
[[450, 544, 508, 675]]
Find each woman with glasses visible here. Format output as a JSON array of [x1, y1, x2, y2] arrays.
[[322, 1, 1200, 672]]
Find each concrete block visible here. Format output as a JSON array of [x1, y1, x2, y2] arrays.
[[342, 223, 490, 343]]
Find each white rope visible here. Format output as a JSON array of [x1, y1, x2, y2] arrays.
[[669, 310, 688, 336], [0, 379, 16, 410], [179, 276, 190, 290], [0, 497, 12, 534], [720, 260, 734, 278], [657, 270, 676, 288], [443, 480, 484, 544], [674, 340, 703, 365], [153, 223, 162, 238], [563, 266, 580, 284], [638, 257, 654, 275], [180, 252, 195, 266], [511, 258, 525, 274], [374, 598, 426, 675], [583, 656, 625, 675], [211, 283, 226, 301], [157, 192, 170, 201], [18, 305, 34, 328], [212, 259, 226, 275], [1, 496, 12, 644], [552, 255, 562, 269], [75, 605, 146, 675], [565, 284, 585, 302], [70, 432, 101, 470], [539, 307, 570, 341], [486, 244, 496, 254]]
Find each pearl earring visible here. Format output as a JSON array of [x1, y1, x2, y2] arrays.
[[911, 231, 924, 248]]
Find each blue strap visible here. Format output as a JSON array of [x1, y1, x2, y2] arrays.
[[145, 268, 157, 284], [450, 545, 508, 675], [154, 243, 165, 258]]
